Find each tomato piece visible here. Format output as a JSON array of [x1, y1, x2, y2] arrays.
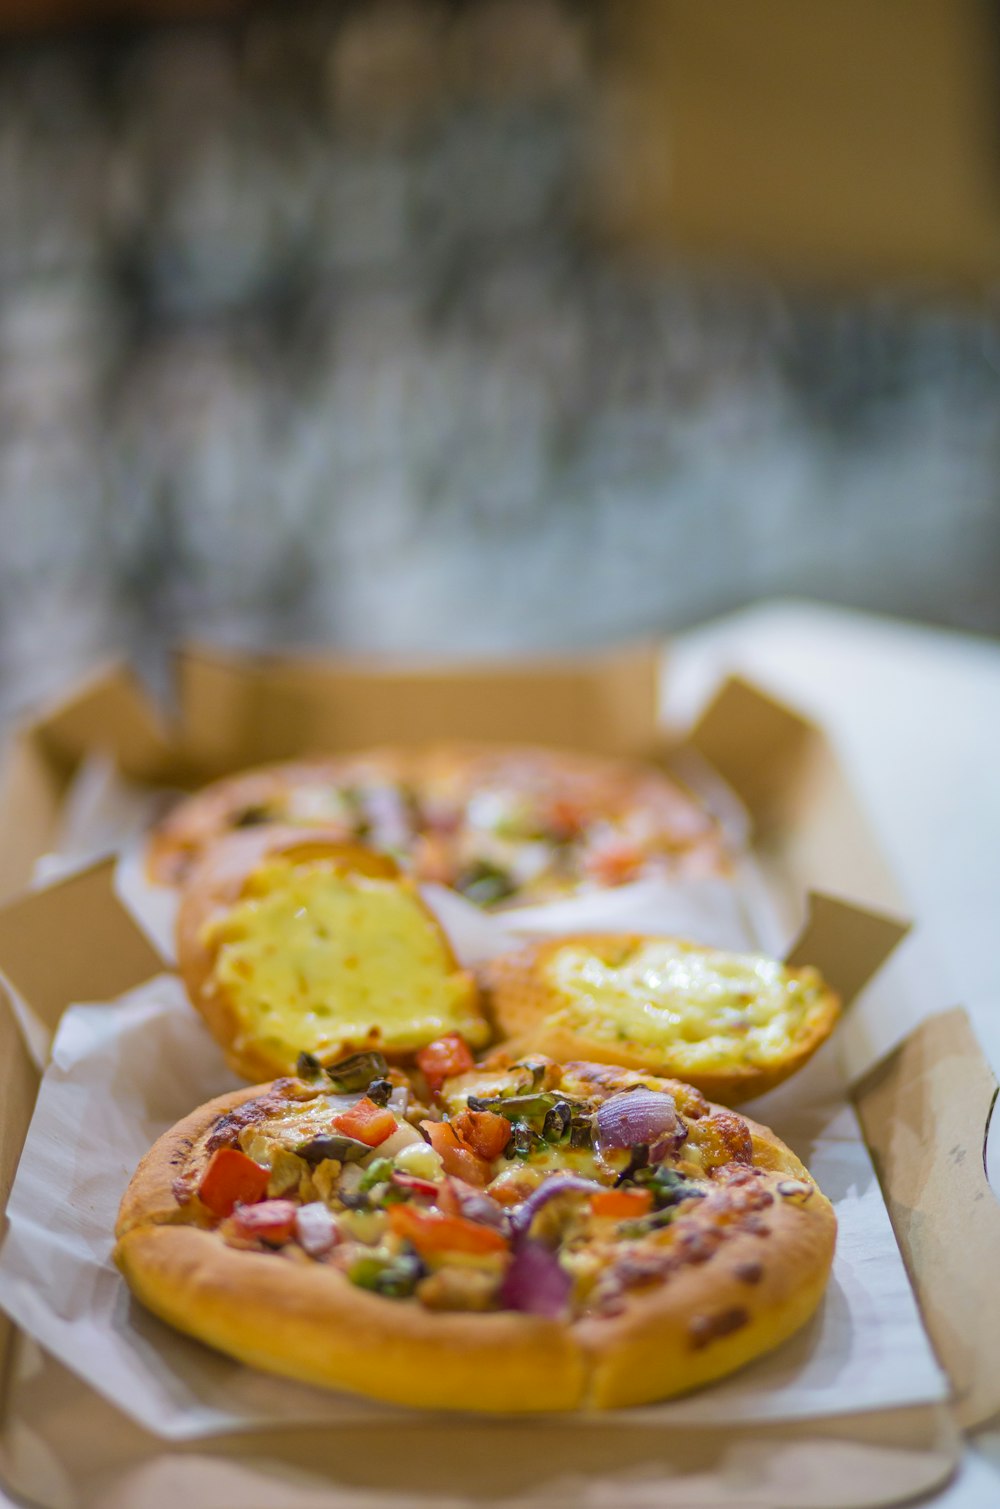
[[388, 1203, 508, 1257], [198, 1148, 269, 1217], [419, 1120, 492, 1186], [416, 1034, 475, 1095], [330, 1097, 398, 1148], [452, 1108, 511, 1161], [590, 1187, 654, 1220], [229, 1198, 298, 1244], [585, 841, 643, 886], [545, 797, 586, 840]]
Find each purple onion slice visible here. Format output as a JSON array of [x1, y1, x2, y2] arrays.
[[294, 1202, 338, 1258], [499, 1239, 573, 1318], [508, 1175, 603, 1239], [595, 1090, 678, 1152]]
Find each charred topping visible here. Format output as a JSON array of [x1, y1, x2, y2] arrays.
[[295, 1133, 371, 1165], [324, 1050, 390, 1093], [689, 1307, 750, 1349], [613, 1145, 650, 1186], [232, 804, 271, 828], [454, 859, 516, 907]]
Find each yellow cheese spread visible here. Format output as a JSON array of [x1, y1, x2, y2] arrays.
[[546, 939, 826, 1069], [205, 860, 488, 1064]]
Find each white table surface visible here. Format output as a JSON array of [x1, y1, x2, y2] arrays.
[[668, 599, 1000, 1507], [2, 600, 998, 1508]]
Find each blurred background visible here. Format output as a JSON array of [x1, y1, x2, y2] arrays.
[[1, 0, 999, 722]]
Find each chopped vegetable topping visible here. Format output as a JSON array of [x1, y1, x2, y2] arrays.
[[228, 1198, 298, 1244], [388, 1204, 509, 1257], [349, 1249, 424, 1298], [590, 1188, 653, 1220], [324, 1051, 390, 1093], [419, 1119, 492, 1186], [330, 1097, 398, 1148], [454, 860, 516, 907], [416, 1034, 476, 1095], [366, 1078, 394, 1107], [390, 1171, 440, 1197], [451, 1108, 512, 1160], [357, 1158, 397, 1193], [296, 1133, 371, 1166], [198, 1148, 269, 1216], [294, 1202, 338, 1257]]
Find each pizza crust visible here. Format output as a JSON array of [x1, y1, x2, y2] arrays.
[[115, 1082, 836, 1413], [480, 934, 841, 1105]]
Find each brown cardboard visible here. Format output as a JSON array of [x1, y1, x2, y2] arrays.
[[174, 642, 664, 773], [26, 661, 173, 783], [0, 1335, 962, 1509], [787, 891, 910, 1007], [855, 1007, 1000, 1431], [0, 859, 161, 1036], [0, 984, 39, 1414], [0, 644, 993, 1507], [0, 731, 65, 904], [686, 676, 906, 916]]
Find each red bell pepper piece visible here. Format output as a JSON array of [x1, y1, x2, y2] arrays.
[[330, 1096, 398, 1148], [388, 1203, 508, 1257], [416, 1034, 475, 1095], [585, 841, 643, 886], [590, 1187, 653, 1220], [198, 1148, 269, 1217]]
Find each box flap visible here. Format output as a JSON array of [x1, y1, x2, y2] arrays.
[[174, 642, 663, 773], [684, 674, 816, 825], [0, 860, 161, 1034], [0, 982, 41, 1404], [0, 732, 65, 904], [854, 1007, 1000, 1430], [787, 891, 910, 1007], [27, 662, 174, 783], [686, 677, 905, 915]]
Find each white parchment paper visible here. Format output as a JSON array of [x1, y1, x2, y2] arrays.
[[0, 975, 948, 1442]]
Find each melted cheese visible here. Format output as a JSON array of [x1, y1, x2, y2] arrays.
[[546, 939, 825, 1068], [206, 861, 488, 1064]]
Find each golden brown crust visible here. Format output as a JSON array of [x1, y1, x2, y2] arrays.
[[148, 742, 730, 896], [115, 1076, 836, 1413], [481, 934, 841, 1105], [175, 828, 483, 1082], [116, 1224, 586, 1412], [577, 1191, 835, 1408]]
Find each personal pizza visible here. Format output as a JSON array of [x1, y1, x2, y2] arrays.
[[148, 743, 731, 905], [115, 1044, 836, 1413]]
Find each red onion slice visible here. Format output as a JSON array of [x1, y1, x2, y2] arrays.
[[294, 1202, 338, 1258], [499, 1239, 572, 1317], [509, 1175, 603, 1239], [595, 1090, 678, 1152], [390, 1172, 439, 1197]]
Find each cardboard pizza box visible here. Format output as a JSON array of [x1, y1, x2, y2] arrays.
[[0, 644, 996, 1509]]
